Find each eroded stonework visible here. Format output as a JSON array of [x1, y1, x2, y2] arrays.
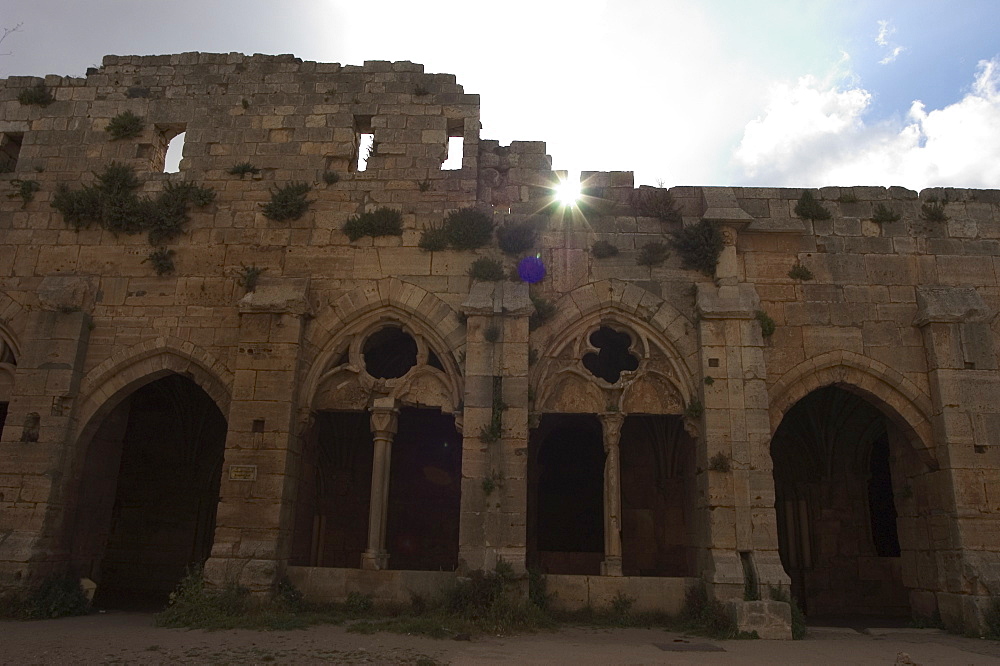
[[1, 53, 999, 635]]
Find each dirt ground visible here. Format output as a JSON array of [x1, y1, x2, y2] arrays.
[[2, 612, 1000, 665]]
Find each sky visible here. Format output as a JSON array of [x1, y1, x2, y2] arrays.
[[2, 0, 999, 191]]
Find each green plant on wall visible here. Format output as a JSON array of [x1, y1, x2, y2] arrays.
[[755, 310, 776, 337], [871, 203, 901, 223], [18, 85, 55, 107], [227, 162, 260, 178], [787, 263, 813, 281], [496, 218, 539, 256], [105, 111, 144, 140], [591, 240, 619, 258], [447, 207, 494, 250], [685, 399, 704, 420], [263, 182, 312, 222], [468, 257, 506, 281], [670, 219, 723, 275], [528, 291, 555, 331], [238, 265, 266, 292], [343, 206, 403, 240], [920, 200, 948, 223], [632, 187, 682, 223], [145, 247, 175, 276], [794, 190, 831, 221], [636, 241, 670, 267], [51, 162, 215, 252], [8, 179, 40, 207], [322, 170, 340, 185], [708, 452, 730, 472]]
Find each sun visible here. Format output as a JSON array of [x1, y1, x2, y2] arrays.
[[554, 178, 581, 206]]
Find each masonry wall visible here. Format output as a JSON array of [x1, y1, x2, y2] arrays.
[[0, 53, 998, 633]]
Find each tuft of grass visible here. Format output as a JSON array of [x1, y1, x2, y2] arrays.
[[708, 452, 730, 473], [418, 179, 432, 192], [671, 219, 723, 275], [632, 187, 682, 223], [105, 111, 144, 140], [920, 200, 948, 223], [529, 291, 556, 331], [343, 207, 404, 241], [9, 179, 40, 207], [322, 171, 340, 185], [0, 575, 89, 620], [591, 240, 619, 258], [443, 207, 494, 250], [871, 203, 901, 223], [418, 224, 449, 251], [263, 182, 312, 222], [787, 263, 813, 281], [496, 218, 539, 256], [227, 162, 260, 178], [755, 310, 776, 338], [146, 247, 175, 276], [795, 190, 831, 221], [636, 241, 670, 267], [769, 586, 807, 639], [238, 264, 266, 292], [468, 257, 506, 281], [704, 375, 715, 386], [18, 85, 55, 107], [685, 399, 703, 420]]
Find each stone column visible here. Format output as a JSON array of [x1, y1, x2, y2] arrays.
[[204, 279, 309, 591], [361, 397, 398, 570], [458, 281, 533, 573], [600, 412, 625, 576], [913, 286, 1000, 633], [0, 276, 95, 587]]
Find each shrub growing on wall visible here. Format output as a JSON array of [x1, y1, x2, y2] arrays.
[[262, 182, 312, 221], [670, 220, 723, 276], [343, 207, 404, 241]]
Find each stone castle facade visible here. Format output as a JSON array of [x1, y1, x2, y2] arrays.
[[1, 53, 998, 635]]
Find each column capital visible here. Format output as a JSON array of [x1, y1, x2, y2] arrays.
[[369, 397, 399, 436], [599, 412, 625, 450]]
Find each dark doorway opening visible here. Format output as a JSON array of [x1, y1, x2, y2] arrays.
[[0, 401, 8, 437], [771, 385, 909, 619], [291, 407, 462, 571], [291, 411, 374, 568], [69, 374, 227, 609], [620, 415, 696, 577], [386, 408, 462, 570], [528, 414, 604, 574]]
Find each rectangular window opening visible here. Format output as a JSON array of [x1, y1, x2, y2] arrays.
[[353, 115, 374, 173], [441, 118, 464, 171], [0, 133, 23, 174]]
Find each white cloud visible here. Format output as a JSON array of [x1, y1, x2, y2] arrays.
[[875, 19, 904, 65], [732, 58, 1000, 190]]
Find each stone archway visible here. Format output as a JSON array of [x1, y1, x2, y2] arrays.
[[67, 373, 228, 607], [768, 360, 944, 622]]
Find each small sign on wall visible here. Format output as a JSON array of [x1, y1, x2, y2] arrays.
[[229, 465, 257, 481]]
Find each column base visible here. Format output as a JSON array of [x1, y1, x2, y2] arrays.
[[361, 550, 389, 570], [600, 557, 623, 576]]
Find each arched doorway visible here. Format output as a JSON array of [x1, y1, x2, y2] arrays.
[[771, 385, 912, 619], [68, 373, 227, 607]]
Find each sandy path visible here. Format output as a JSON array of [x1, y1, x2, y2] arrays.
[[2, 613, 1000, 665]]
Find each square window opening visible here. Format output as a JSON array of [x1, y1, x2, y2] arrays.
[[353, 115, 374, 173]]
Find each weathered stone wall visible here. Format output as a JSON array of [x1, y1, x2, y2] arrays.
[[0, 53, 998, 634]]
